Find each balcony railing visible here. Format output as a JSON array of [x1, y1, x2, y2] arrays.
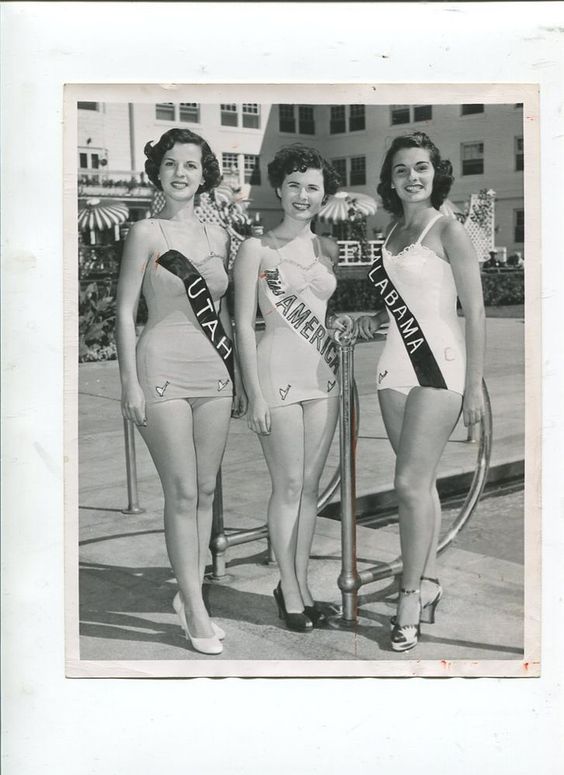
[[337, 239, 383, 265], [78, 169, 153, 198]]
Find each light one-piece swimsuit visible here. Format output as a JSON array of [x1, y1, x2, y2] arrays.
[[376, 213, 466, 396], [136, 220, 233, 404], [257, 233, 338, 408]]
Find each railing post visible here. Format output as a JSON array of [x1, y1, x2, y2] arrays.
[[121, 419, 145, 515], [210, 469, 230, 581], [330, 316, 361, 628]]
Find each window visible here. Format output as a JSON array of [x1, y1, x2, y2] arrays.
[[413, 104, 432, 122], [279, 105, 295, 132], [179, 103, 199, 123], [391, 105, 411, 125], [350, 156, 366, 185], [78, 148, 104, 170], [221, 153, 239, 173], [155, 103, 200, 122], [330, 106, 346, 134], [515, 137, 524, 171], [244, 155, 261, 185], [298, 106, 315, 134], [331, 158, 347, 186], [220, 104, 238, 126], [461, 104, 485, 115], [155, 102, 176, 121], [461, 142, 484, 175], [514, 209, 524, 243], [78, 102, 99, 111], [242, 103, 260, 129], [391, 105, 432, 124], [349, 105, 366, 131]]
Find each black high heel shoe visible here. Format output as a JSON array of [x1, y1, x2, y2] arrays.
[[390, 588, 421, 652], [420, 577, 442, 624], [273, 583, 313, 633], [304, 603, 327, 628]]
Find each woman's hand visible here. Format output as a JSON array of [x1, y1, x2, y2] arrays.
[[327, 313, 354, 339], [247, 396, 271, 436], [121, 384, 147, 427], [231, 390, 248, 419], [462, 384, 484, 427], [355, 314, 381, 341]]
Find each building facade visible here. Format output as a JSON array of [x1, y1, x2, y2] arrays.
[[78, 100, 525, 256]]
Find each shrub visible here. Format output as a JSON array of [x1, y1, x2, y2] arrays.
[[481, 269, 524, 306], [79, 281, 117, 362]]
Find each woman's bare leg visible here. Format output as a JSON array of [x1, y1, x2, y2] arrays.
[[379, 387, 461, 625], [139, 398, 229, 639], [295, 397, 339, 606], [259, 404, 305, 613], [191, 397, 233, 583]]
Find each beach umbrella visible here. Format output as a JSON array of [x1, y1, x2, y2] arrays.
[[213, 183, 237, 206], [78, 198, 129, 244], [319, 190, 378, 222]]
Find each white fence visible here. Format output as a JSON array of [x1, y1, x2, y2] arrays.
[[337, 239, 383, 265]]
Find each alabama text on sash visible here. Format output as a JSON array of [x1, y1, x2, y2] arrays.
[[367, 257, 447, 389]]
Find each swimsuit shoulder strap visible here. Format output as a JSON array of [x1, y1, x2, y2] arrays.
[[416, 212, 442, 245], [155, 219, 172, 250], [383, 222, 399, 248], [202, 221, 212, 252]]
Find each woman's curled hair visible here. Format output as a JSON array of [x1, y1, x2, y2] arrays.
[[267, 144, 341, 197], [144, 127, 221, 193], [377, 132, 454, 216]]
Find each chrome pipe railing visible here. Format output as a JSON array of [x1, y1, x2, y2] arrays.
[[121, 419, 145, 515]]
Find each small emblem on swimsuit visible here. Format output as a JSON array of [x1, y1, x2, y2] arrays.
[[263, 268, 285, 296], [378, 370, 388, 384], [155, 380, 170, 397], [279, 384, 291, 401], [327, 380, 336, 392], [444, 347, 455, 362], [217, 379, 230, 392]]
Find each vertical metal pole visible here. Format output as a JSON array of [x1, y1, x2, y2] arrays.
[[122, 419, 145, 515], [265, 536, 277, 566], [466, 421, 480, 443], [335, 321, 360, 625], [210, 469, 228, 580]]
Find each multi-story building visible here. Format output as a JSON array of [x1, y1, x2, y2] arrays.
[[78, 101, 525, 256]]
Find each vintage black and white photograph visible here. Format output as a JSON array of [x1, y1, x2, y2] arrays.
[[66, 84, 539, 677]]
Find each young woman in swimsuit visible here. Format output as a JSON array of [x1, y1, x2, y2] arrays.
[[234, 145, 348, 632], [116, 128, 245, 655], [356, 132, 486, 651]]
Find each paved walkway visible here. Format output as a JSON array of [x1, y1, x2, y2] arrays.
[[76, 317, 525, 672]]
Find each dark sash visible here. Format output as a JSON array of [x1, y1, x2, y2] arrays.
[[157, 249, 234, 384], [367, 256, 447, 389], [261, 268, 339, 378]]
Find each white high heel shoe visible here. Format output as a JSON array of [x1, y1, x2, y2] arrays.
[[172, 593, 223, 655]]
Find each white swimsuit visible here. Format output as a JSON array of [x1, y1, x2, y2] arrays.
[[376, 213, 466, 396]]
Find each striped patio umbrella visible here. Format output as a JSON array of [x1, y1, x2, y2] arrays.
[[213, 183, 237, 206], [318, 191, 378, 222], [78, 198, 129, 244]]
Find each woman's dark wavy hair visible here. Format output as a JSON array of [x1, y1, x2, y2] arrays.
[[144, 128, 221, 193], [377, 132, 454, 217], [267, 144, 341, 200]]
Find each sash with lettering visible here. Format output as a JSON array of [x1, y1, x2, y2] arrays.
[[261, 267, 339, 380], [157, 250, 234, 384], [367, 256, 447, 389]]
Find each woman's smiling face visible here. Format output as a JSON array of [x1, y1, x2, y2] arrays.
[[277, 167, 325, 221], [391, 147, 435, 206], [158, 142, 204, 202]]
